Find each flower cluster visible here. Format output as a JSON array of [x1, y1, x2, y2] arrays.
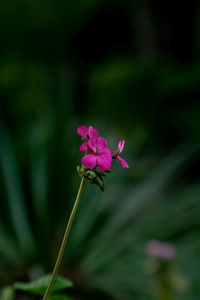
[[77, 125, 129, 190]]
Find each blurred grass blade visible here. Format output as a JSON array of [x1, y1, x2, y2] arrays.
[[0, 121, 35, 256], [29, 122, 48, 225], [0, 221, 19, 262]]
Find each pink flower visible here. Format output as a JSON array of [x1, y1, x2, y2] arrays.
[[113, 140, 129, 168], [77, 125, 99, 152], [81, 137, 112, 171], [146, 240, 176, 261]]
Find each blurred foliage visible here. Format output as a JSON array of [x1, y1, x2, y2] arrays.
[[0, 0, 200, 299]]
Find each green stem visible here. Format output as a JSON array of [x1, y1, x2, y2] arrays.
[[43, 177, 85, 300], [157, 282, 174, 300], [156, 274, 174, 300]]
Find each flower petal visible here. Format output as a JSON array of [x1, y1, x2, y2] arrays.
[[87, 137, 97, 152], [79, 142, 87, 152], [99, 148, 112, 159], [96, 137, 107, 149], [118, 140, 125, 153], [88, 126, 99, 138], [96, 156, 112, 171], [81, 155, 97, 169], [117, 156, 129, 168], [87, 144, 95, 154], [77, 126, 88, 138]]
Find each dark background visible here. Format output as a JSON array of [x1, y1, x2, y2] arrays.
[[0, 0, 200, 299]]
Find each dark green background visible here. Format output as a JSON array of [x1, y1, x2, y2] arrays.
[[0, 0, 200, 299]]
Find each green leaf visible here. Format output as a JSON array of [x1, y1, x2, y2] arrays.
[[95, 175, 104, 191], [49, 295, 74, 300], [14, 274, 73, 296]]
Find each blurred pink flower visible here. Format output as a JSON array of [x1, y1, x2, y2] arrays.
[[146, 240, 176, 261], [77, 125, 99, 152], [113, 140, 129, 168], [81, 137, 112, 171]]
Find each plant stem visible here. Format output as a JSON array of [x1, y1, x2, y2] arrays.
[[156, 273, 174, 300], [43, 177, 85, 300], [157, 282, 174, 300]]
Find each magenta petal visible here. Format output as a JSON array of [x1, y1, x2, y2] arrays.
[[77, 126, 88, 138], [100, 148, 111, 155], [88, 137, 97, 152], [88, 136, 107, 152], [96, 137, 107, 149], [81, 155, 97, 169], [88, 126, 99, 138], [79, 142, 87, 152], [117, 156, 129, 168], [118, 140, 125, 153], [96, 156, 112, 171], [99, 148, 112, 159], [87, 144, 95, 154]]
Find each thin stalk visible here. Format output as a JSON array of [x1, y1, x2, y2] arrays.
[[157, 281, 174, 300], [43, 177, 85, 300], [156, 271, 174, 300]]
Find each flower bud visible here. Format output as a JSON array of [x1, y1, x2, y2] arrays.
[[85, 170, 96, 180]]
